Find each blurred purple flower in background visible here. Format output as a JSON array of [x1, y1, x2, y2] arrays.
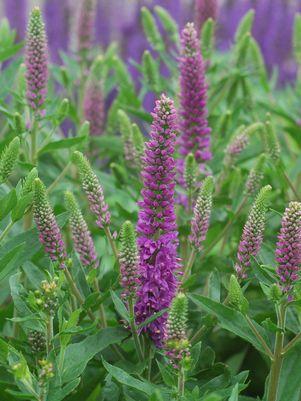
[[44, 0, 71, 63], [4, 0, 27, 40]]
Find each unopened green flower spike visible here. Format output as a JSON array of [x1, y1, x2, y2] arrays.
[[201, 18, 215, 59], [142, 50, 160, 93], [0, 136, 20, 183], [132, 123, 145, 161], [57, 98, 69, 123], [141, 7, 164, 52], [165, 293, 191, 369], [21, 167, 38, 197], [184, 153, 197, 197], [154, 6, 179, 44], [235, 9, 255, 43], [228, 274, 249, 314], [264, 115, 280, 162], [245, 154, 266, 196], [119, 220, 139, 299]]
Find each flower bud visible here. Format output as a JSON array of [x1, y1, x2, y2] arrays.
[[0, 137, 20, 183], [228, 274, 249, 314]]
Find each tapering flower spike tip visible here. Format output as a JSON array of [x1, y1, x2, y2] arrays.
[[65, 191, 97, 268], [119, 221, 139, 300], [194, 0, 218, 32], [178, 22, 211, 169], [189, 176, 214, 251], [25, 7, 48, 116], [33, 178, 67, 268], [235, 185, 272, 280], [72, 151, 111, 229], [135, 94, 180, 347], [83, 77, 104, 136], [0, 137, 20, 183], [276, 202, 301, 295], [77, 0, 96, 54], [165, 293, 190, 369]]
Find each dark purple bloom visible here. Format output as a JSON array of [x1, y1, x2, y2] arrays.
[[44, 0, 71, 63], [4, 0, 27, 40], [77, 0, 96, 54], [276, 202, 301, 295], [235, 185, 271, 279], [135, 94, 180, 346], [178, 22, 212, 172], [25, 7, 48, 116], [194, 0, 218, 33], [33, 178, 67, 268], [83, 78, 104, 136]]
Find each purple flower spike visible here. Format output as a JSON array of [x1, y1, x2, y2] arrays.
[[194, 0, 218, 33], [65, 191, 97, 268], [276, 202, 301, 295], [235, 185, 271, 280], [25, 7, 48, 116], [83, 78, 104, 136], [77, 0, 96, 55], [135, 94, 180, 347], [178, 22, 212, 174], [72, 151, 111, 229], [33, 178, 67, 268]]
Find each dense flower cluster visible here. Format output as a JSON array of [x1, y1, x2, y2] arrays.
[[189, 176, 214, 251], [165, 293, 190, 369], [276, 202, 301, 295], [0, 137, 20, 183], [135, 94, 179, 346], [83, 78, 104, 136], [244, 154, 266, 196], [25, 7, 48, 115], [72, 151, 111, 229], [178, 22, 211, 171], [119, 221, 139, 299], [33, 179, 67, 268], [65, 191, 97, 268], [77, 0, 96, 54], [235, 185, 271, 279]]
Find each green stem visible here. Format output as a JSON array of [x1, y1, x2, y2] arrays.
[[0, 220, 14, 242], [267, 304, 286, 401], [128, 297, 143, 362], [178, 366, 185, 399], [182, 248, 196, 283], [282, 331, 301, 354], [104, 226, 119, 265], [245, 315, 274, 359], [202, 197, 247, 258], [31, 119, 38, 166], [46, 315, 53, 355], [278, 164, 300, 201], [93, 278, 107, 328], [47, 162, 71, 194]]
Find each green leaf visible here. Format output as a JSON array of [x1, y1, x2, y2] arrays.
[[11, 193, 33, 222], [136, 308, 168, 330], [189, 294, 270, 354], [110, 290, 130, 322], [228, 383, 239, 401], [38, 136, 87, 155], [102, 359, 154, 396], [0, 189, 17, 220], [0, 42, 24, 62], [60, 327, 128, 383], [277, 342, 301, 401], [0, 243, 25, 282], [47, 379, 81, 401]]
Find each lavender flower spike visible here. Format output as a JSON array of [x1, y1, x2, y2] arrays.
[[25, 7, 48, 116], [119, 221, 139, 300], [64, 191, 97, 268], [135, 94, 180, 347], [72, 151, 110, 229], [33, 178, 67, 268], [190, 176, 214, 251], [83, 76, 104, 136], [276, 202, 301, 295], [235, 185, 271, 280], [194, 0, 218, 33], [77, 0, 96, 55], [178, 22, 211, 174]]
